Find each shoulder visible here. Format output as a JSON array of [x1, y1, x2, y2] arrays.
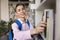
[[11, 22, 18, 27]]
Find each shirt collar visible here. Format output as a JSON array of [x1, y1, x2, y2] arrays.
[[17, 19, 27, 24]]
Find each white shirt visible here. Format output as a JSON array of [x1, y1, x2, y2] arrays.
[[12, 19, 33, 40]]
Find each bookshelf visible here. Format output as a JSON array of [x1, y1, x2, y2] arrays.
[[34, 0, 55, 40]]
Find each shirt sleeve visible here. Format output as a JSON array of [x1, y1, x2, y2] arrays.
[[12, 23, 32, 40]]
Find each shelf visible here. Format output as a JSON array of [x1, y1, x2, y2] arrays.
[[37, 0, 55, 11]]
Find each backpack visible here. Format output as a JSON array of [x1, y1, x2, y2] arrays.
[[8, 19, 30, 40]]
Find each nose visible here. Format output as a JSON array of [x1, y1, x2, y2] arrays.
[[20, 10, 23, 12]]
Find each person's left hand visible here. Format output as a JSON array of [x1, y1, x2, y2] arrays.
[[36, 21, 46, 33]]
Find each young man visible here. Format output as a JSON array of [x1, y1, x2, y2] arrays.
[[12, 3, 46, 40]]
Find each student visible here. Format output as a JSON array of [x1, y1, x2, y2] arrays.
[[11, 3, 46, 40]]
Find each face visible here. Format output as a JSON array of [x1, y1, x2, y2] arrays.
[[16, 5, 26, 18]]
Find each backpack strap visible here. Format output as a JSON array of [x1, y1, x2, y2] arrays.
[[15, 19, 30, 30], [26, 19, 30, 28], [15, 19, 22, 30], [8, 29, 13, 40]]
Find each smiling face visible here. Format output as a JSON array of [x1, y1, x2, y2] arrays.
[[16, 5, 26, 18]]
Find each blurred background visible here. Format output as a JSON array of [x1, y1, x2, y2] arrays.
[[0, 0, 60, 40]]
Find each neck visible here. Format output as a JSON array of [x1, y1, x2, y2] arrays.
[[19, 17, 26, 22]]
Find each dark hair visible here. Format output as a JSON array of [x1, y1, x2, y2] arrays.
[[15, 3, 25, 12]]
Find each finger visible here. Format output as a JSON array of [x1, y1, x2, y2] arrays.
[[39, 30, 44, 32], [37, 29, 44, 33], [40, 24, 46, 27], [39, 27, 44, 30], [36, 27, 44, 30], [40, 21, 47, 25]]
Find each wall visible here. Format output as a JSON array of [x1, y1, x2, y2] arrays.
[[55, 0, 60, 40], [0, 0, 1, 20], [1, 0, 9, 22], [35, 10, 43, 26]]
